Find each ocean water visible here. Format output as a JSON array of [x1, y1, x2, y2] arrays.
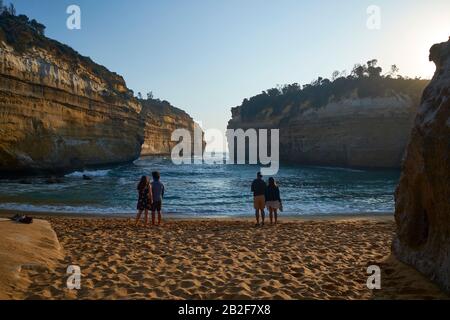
[[0, 155, 400, 217]]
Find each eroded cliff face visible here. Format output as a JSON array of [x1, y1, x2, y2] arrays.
[[0, 14, 144, 174], [140, 100, 203, 156], [228, 81, 428, 168], [393, 39, 450, 291], [229, 96, 422, 168]]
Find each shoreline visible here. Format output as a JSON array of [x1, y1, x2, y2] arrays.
[[0, 208, 394, 221]]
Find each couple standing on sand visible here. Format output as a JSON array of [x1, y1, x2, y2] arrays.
[[251, 172, 282, 226], [135, 171, 165, 227]]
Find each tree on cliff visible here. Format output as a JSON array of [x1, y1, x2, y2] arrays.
[[266, 88, 281, 97], [235, 59, 429, 121], [331, 71, 340, 81], [0, 1, 15, 15], [0, 3, 45, 36], [29, 19, 45, 36], [367, 59, 382, 77], [352, 64, 366, 78], [386, 64, 400, 78], [8, 3, 15, 15], [350, 60, 383, 78]]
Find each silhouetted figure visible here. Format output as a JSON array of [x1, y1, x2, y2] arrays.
[[151, 171, 165, 226], [265, 177, 282, 224], [135, 176, 152, 226], [251, 172, 266, 226]]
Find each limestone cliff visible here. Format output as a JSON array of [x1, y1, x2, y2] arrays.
[[0, 12, 203, 174], [140, 99, 203, 156], [228, 71, 428, 168], [393, 39, 450, 291], [0, 13, 144, 174]]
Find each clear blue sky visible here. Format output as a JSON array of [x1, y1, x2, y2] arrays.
[[9, 0, 450, 150]]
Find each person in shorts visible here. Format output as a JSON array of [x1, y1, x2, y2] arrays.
[[251, 172, 267, 226], [151, 171, 165, 226]]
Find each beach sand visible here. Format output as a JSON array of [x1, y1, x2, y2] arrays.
[[0, 214, 448, 300]]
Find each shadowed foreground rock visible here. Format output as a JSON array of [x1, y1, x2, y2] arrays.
[[0, 219, 63, 299], [393, 38, 450, 292]]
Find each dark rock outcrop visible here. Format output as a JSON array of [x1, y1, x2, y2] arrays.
[[393, 39, 450, 291]]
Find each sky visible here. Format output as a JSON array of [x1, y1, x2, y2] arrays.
[[8, 0, 450, 151]]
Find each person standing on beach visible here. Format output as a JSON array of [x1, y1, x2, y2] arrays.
[[265, 177, 282, 225], [135, 176, 152, 227], [151, 171, 165, 226], [251, 172, 267, 226]]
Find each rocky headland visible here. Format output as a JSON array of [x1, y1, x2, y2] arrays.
[[0, 12, 201, 175], [228, 62, 429, 168], [140, 98, 203, 156], [393, 38, 450, 292]]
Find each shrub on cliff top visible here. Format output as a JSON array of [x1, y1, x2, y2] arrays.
[[235, 60, 429, 121], [0, 1, 16, 16], [140, 98, 192, 120], [0, 11, 134, 99]]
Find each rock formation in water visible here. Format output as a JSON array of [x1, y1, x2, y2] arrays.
[[140, 99, 204, 156], [228, 62, 428, 168], [393, 39, 450, 291]]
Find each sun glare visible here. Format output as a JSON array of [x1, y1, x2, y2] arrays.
[[411, 18, 450, 79]]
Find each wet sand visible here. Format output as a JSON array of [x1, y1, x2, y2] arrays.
[[0, 212, 448, 300]]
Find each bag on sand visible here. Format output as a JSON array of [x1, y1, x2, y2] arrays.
[[19, 216, 33, 224], [10, 214, 33, 224]]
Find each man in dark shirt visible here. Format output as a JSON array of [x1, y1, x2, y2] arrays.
[[151, 171, 165, 226], [251, 172, 267, 226]]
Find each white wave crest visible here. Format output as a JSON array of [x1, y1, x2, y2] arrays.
[[65, 169, 111, 178]]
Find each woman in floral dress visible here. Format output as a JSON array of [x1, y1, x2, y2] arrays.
[[135, 175, 152, 226]]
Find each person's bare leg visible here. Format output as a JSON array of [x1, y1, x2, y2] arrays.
[[269, 208, 273, 224], [151, 211, 156, 225], [135, 210, 142, 226], [274, 209, 278, 224], [255, 209, 259, 226], [157, 211, 162, 225], [261, 209, 265, 226], [144, 209, 149, 226]]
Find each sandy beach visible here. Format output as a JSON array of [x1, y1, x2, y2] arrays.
[[0, 212, 447, 300]]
